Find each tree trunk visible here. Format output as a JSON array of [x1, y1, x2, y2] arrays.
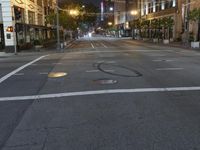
[[198, 20, 200, 41]]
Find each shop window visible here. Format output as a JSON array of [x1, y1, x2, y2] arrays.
[[156, 0, 161, 12], [38, 14, 43, 25], [14, 6, 25, 23], [28, 11, 35, 24]]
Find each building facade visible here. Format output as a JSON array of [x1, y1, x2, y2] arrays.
[[114, 0, 139, 37], [0, 0, 56, 52]]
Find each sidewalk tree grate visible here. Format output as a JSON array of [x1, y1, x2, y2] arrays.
[[48, 72, 67, 78]]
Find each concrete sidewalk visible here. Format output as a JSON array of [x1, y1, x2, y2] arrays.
[[134, 39, 200, 51], [0, 52, 15, 57]]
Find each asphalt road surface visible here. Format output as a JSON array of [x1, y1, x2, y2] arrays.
[[1, 36, 200, 150]]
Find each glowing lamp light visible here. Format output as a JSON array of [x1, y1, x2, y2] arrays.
[[6, 26, 13, 32], [131, 10, 138, 15], [69, 10, 79, 16], [108, 22, 113, 26]]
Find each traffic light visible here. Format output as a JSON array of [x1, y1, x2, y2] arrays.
[[14, 7, 21, 20]]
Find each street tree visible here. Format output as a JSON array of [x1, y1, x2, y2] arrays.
[[189, 8, 200, 41]]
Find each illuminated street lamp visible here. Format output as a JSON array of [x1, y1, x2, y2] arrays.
[[108, 22, 113, 26], [69, 10, 79, 16], [130, 10, 138, 16]]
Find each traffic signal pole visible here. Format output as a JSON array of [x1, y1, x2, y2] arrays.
[[12, 6, 17, 55]]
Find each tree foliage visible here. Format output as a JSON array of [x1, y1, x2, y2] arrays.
[[46, 1, 99, 31], [189, 8, 200, 22], [189, 8, 200, 41]]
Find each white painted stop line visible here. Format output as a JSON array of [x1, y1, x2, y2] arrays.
[[0, 86, 200, 101]]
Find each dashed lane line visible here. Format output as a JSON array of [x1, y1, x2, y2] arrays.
[[0, 55, 49, 84], [13, 73, 24, 76], [1, 86, 200, 101], [156, 68, 184, 71], [39, 72, 49, 75]]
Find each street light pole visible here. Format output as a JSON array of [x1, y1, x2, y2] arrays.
[[56, 0, 60, 50], [12, 6, 17, 55]]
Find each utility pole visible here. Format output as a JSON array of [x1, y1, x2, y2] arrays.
[[12, 6, 17, 55], [56, 0, 60, 50]]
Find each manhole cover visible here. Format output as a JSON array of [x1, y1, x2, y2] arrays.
[[48, 72, 67, 78], [93, 78, 117, 85]]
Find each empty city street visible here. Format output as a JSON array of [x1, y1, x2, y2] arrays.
[[0, 37, 200, 150]]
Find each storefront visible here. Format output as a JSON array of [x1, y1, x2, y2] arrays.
[[15, 23, 55, 50]]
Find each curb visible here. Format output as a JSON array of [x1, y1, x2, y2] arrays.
[[131, 39, 200, 51]]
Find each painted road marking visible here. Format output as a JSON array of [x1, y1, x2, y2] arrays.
[[72, 50, 173, 54], [39, 72, 49, 75], [53, 63, 62, 65], [148, 54, 166, 57], [101, 43, 107, 48], [106, 61, 116, 64], [13, 73, 24, 76], [91, 43, 95, 48], [1, 86, 200, 101], [0, 55, 48, 84], [86, 70, 99, 73], [156, 68, 184, 71]]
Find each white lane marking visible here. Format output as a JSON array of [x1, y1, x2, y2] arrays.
[[96, 60, 116, 64], [13, 73, 24, 76], [101, 43, 107, 48], [86, 70, 99, 73], [71, 50, 173, 54], [1, 86, 200, 101], [153, 60, 174, 62], [148, 54, 166, 57], [53, 63, 62, 65], [104, 70, 115, 72], [107, 61, 116, 64], [39, 72, 49, 75], [156, 68, 184, 71], [0, 55, 48, 84], [91, 43, 95, 48]]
